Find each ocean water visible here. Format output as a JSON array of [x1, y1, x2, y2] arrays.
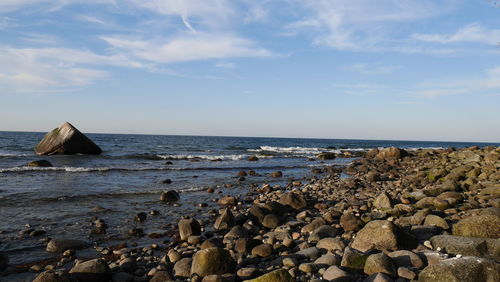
[[0, 131, 498, 267]]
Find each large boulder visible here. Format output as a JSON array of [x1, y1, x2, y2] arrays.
[[35, 122, 102, 155], [375, 147, 406, 160], [430, 235, 500, 260], [452, 215, 500, 239], [244, 269, 294, 282], [418, 256, 499, 282], [190, 248, 235, 277], [351, 220, 400, 252], [33, 270, 72, 282]]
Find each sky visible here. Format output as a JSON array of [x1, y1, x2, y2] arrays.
[[0, 0, 499, 142]]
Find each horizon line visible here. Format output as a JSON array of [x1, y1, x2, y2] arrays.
[[1, 129, 499, 145]]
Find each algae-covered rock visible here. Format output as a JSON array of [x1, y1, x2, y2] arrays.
[[35, 122, 102, 155], [191, 247, 235, 277], [452, 215, 500, 239], [418, 256, 499, 282], [244, 269, 293, 282], [363, 252, 397, 276]]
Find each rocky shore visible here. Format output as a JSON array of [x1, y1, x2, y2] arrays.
[[1, 146, 499, 281]]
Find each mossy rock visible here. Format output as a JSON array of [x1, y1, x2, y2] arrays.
[[244, 269, 294, 282], [452, 215, 500, 239], [419, 256, 499, 282], [190, 247, 235, 277]]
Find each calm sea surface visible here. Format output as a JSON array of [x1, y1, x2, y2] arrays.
[[0, 131, 498, 266]]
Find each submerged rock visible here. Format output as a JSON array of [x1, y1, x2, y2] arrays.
[[160, 190, 180, 202], [26, 160, 53, 167], [46, 238, 89, 253], [35, 122, 102, 155]]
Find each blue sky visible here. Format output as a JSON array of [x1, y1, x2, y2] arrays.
[[0, 0, 499, 142]]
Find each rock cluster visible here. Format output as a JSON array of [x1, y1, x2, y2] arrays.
[[24, 146, 500, 282]]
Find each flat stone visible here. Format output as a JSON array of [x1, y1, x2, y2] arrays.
[[452, 215, 500, 239], [419, 256, 500, 282], [430, 235, 500, 260], [46, 239, 89, 253], [322, 265, 351, 281], [316, 237, 346, 252]]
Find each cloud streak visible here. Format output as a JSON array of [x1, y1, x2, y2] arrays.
[[412, 23, 500, 45]]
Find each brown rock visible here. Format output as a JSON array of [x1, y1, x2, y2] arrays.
[[351, 220, 400, 252], [35, 122, 102, 155]]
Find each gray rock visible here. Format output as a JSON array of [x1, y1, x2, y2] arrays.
[[46, 238, 89, 253], [316, 237, 346, 252], [35, 122, 101, 155], [322, 265, 351, 281], [314, 253, 341, 266], [424, 214, 450, 229], [214, 208, 235, 230], [419, 256, 500, 282], [387, 250, 425, 268], [430, 235, 500, 260], [351, 220, 400, 252], [296, 247, 320, 260]]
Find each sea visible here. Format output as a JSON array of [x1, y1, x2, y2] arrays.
[[0, 131, 498, 270]]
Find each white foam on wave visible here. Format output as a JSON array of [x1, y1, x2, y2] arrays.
[[0, 166, 113, 173], [249, 146, 342, 155], [156, 154, 249, 161]]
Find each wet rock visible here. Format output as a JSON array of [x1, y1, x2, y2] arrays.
[[270, 171, 283, 178], [375, 147, 406, 160], [452, 214, 500, 238], [214, 208, 235, 231], [33, 270, 72, 282], [69, 258, 111, 282], [251, 244, 273, 257], [35, 122, 102, 155], [135, 212, 147, 222], [0, 252, 8, 271], [179, 218, 201, 241], [430, 235, 500, 260], [46, 238, 89, 253], [364, 252, 397, 276], [160, 190, 180, 202], [351, 220, 400, 252], [127, 228, 143, 237], [173, 258, 192, 278], [244, 269, 294, 282], [419, 256, 500, 282], [317, 152, 336, 160], [278, 192, 306, 210], [161, 178, 172, 184], [218, 196, 237, 206], [248, 156, 259, 161], [26, 160, 53, 167], [191, 247, 235, 277]]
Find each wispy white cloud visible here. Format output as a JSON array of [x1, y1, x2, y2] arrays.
[[215, 62, 235, 69], [412, 23, 500, 45], [0, 45, 148, 92], [101, 33, 274, 64], [21, 33, 62, 45], [409, 66, 500, 98], [287, 0, 459, 52], [341, 63, 401, 75]]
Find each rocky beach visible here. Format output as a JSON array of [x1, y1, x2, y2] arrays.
[[1, 143, 499, 282]]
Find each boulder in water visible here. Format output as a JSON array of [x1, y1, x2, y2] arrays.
[[35, 122, 102, 155], [26, 160, 53, 167]]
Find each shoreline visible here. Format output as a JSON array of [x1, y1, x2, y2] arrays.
[[1, 146, 499, 281]]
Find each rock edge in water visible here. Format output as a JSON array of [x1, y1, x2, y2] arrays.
[[34, 122, 102, 155]]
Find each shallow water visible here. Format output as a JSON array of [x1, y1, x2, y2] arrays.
[[0, 131, 497, 266]]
